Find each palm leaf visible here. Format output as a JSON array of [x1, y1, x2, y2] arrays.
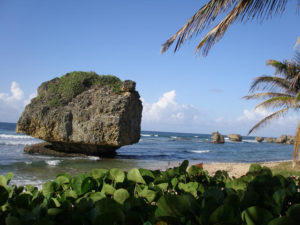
[[161, 0, 235, 54], [243, 92, 293, 100], [266, 59, 289, 76], [247, 107, 289, 135], [295, 36, 300, 49], [296, 91, 300, 102], [293, 122, 300, 167], [255, 96, 296, 109], [249, 76, 291, 92], [162, 0, 289, 55]]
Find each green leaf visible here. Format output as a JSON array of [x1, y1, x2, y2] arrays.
[[286, 204, 300, 222], [188, 165, 202, 176], [42, 181, 56, 198], [113, 188, 129, 204], [241, 206, 273, 225], [65, 190, 77, 199], [50, 197, 61, 207], [5, 216, 21, 225], [72, 173, 89, 195], [102, 184, 115, 195], [0, 175, 7, 187], [15, 192, 32, 208], [209, 204, 240, 225], [109, 168, 125, 183], [0, 185, 9, 206], [91, 168, 108, 180], [88, 192, 106, 203], [272, 189, 286, 214], [54, 175, 70, 186], [179, 160, 189, 174], [171, 178, 178, 189], [226, 179, 247, 191], [204, 187, 224, 204], [25, 184, 36, 193], [249, 164, 262, 173], [156, 194, 198, 218], [267, 216, 297, 225], [139, 187, 157, 202], [5, 172, 14, 184], [139, 168, 155, 180], [157, 183, 169, 192], [47, 208, 64, 217], [81, 177, 98, 194], [127, 168, 146, 184], [178, 182, 198, 197]]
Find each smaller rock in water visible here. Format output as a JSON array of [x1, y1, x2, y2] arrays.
[[265, 137, 275, 143], [227, 134, 242, 142], [255, 137, 264, 143], [275, 135, 287, 144], [286, 135, 295, 145], [211, 132, 225, 144]]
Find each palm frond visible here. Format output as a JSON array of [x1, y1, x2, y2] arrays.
[[293, 122, 300, 167], [295, 36, 300, 49], [162, 0, 288, 55], [161, 0, 235, 54], [255, 96, 297, 109], [266, 59, 289, 76], [249, 75, 292, 92], [243, 92, 293, 100], [247, 107, 289, 135]]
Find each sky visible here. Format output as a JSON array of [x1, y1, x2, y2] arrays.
[[0, 0, 299, 137]]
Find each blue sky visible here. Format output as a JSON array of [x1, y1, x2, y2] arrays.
[[0, 0, 299, 136]]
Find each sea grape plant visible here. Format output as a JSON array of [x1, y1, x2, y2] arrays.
[[0, 161, 300, 225]]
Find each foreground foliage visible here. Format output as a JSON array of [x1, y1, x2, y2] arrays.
[[1, 161, 300, 225]]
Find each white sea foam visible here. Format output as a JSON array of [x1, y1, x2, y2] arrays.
[[46, 160, 61, 166], [87, 156, 100, 160], [194, 136, 199, 138], [190, 150, 210, 154], [25, 161, 32, 165], [0, 134, 33, 139], [243, 140, 257, 143], [0, 140, 42, 145], [224, 137, 229, 140], [154, 134, 158, 137], [171, 136, 177, 139], [141, 134, 151, 137]]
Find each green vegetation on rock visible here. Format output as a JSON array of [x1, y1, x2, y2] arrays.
[[40, 71, 122, 107], [1, 161, 300, 225]]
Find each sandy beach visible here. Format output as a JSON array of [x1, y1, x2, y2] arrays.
[[202, 161, 286, 177]]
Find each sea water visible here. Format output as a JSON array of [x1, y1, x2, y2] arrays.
[[0, 122, 293, 187]]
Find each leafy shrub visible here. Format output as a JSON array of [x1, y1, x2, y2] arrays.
[[0, 161, 300, 225], [41, 71, 122, 107]]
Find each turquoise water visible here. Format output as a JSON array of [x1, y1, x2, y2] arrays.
[[0, 122, 293, 187]]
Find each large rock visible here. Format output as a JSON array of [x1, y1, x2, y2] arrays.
[[275, 135, 287, 144], [255, 137, 264, 143], [227, 134, 242, 142], [16, 72, 142, 157], [211, 132, 225, 144]]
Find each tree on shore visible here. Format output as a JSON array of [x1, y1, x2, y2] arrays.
[[244, 50, 300, 166], [161, 0, 299, 56]]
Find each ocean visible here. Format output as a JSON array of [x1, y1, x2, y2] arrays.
[[0, 122, 293, 187]]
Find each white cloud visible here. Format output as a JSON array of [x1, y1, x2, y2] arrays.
[[141, 90, 300, 136], [0, 82, 35, 122], [142, 90, 206, 132]]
